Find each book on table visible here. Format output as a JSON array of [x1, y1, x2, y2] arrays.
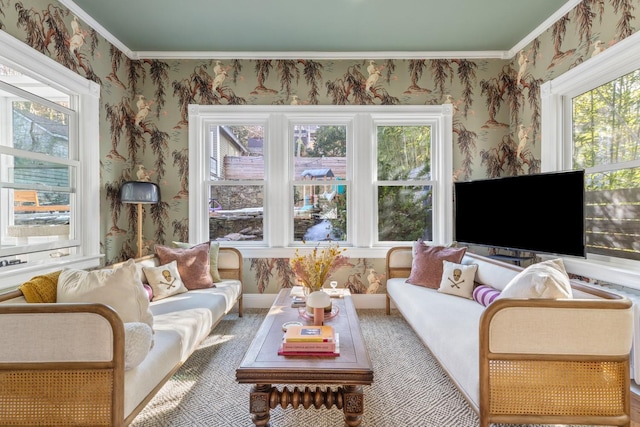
[[284, 325, 334, 342], [278, 334, 340, 357], [290, 296, 306, 308]]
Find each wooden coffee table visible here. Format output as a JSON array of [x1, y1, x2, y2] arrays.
[[236, 288, 373, 426]]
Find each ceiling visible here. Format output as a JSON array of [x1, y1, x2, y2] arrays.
[[63, 0, 576, 58]]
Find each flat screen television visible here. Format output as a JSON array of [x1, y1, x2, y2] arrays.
[[453, 170, 585, 257]]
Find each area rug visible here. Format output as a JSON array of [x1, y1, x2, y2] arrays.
[[130, 309, 594, 427]]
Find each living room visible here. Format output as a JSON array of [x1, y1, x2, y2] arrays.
[[0, 0, 640, 426]]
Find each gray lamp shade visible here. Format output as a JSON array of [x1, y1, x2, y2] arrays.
[[120, 181, 160, 204]]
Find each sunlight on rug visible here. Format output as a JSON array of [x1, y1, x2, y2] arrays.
[[130, 309, 599, 427]]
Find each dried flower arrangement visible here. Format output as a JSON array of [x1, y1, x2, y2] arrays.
[[290, 241, 347, 292]]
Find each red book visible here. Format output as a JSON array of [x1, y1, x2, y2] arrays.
[[282, 341, 336, 353], [277, 348, 339, 357]]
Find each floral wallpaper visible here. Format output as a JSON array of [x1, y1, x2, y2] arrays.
[[0, 0, 637, 294]]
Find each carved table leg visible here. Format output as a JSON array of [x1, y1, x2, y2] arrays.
[[250, 384, 272, 427], [343, 385, 364, 427]]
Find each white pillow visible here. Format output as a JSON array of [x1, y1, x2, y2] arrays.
[[437, 260, 478, 299], [497, 258, 573, 300], [143, 260, 188, 301], [124, 322, 153, 370], [57, 259, 153, 329]]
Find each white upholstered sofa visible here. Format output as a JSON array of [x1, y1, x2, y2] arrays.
[[0, 247, 243, 427], [385, 246, 634, 427]]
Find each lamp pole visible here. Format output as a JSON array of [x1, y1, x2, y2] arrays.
[[136, 202, 143, 258]]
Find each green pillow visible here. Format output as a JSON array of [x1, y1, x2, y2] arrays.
[[171, 241, 222, 282]]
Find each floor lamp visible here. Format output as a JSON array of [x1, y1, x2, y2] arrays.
[[120, 181, 160, 258]]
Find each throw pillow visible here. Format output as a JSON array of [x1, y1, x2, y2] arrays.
[[172, 241, 222, 282], [142, 260, 188, 301], [473, 285, 501, 306], [155, 243, 214, 290], [405, 239, 467, 289], [143, 284, 153, 301], [123, 322, 153, 370], [19, 270, 61, 303], [57, 259, 153, 330], [497, 258, 573, 300], [437, 261, 477, 299]]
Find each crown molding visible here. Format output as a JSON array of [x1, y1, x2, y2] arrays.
[[58, 0, 578, 62], [57, 0, 138, 59], [507, 0, 582, 58], [136, 50, 509, 60]]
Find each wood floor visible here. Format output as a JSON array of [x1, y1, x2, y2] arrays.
[[632, 391, 640, 427]]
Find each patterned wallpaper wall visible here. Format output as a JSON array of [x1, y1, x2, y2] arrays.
[[0, 0, 637, 294]]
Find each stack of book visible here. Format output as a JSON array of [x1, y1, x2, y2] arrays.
[[278, 325, 340, 357], [290, 295, 306, 308]]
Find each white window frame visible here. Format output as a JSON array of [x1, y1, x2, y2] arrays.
[[188, 104, 452, 259], [541, 30, 640, 290], [0, 31, 101, 290]]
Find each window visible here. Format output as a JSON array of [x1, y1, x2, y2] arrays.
[[188, 105, 452, 257], [0, 31, 100, 289], [377, 124, 433, 242], [541, 30, 640, 288]]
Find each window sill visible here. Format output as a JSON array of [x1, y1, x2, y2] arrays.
[[554, 255, 640, 291], [232, 246, 394, 260], [0, 254, 103, 293]]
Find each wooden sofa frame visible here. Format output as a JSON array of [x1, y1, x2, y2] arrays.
[[0, 247, 243, 427], [385, 246, 633, 427]]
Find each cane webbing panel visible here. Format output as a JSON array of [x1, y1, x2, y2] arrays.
[[489, 359, 627, 416], [0, 369, 113, 426]]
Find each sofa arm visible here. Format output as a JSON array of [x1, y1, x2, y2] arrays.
[[0, 303, 125, 426], [485, 299, 633, 356], [479, 297, 633, 427], [218, 246, 243, 280]]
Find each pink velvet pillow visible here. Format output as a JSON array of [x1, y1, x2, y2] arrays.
[[405, 240, 467, 289], [154, 242, 214, 290]]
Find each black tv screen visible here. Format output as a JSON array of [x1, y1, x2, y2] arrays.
[[453, 170, 585, 257]]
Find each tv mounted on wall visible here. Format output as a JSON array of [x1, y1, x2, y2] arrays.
[[453, 170, 586, 258]]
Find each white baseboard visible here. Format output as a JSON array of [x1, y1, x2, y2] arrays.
[[242, 293, 390, 310]]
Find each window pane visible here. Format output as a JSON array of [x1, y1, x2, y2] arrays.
[[292, 124, 347, 243], [293, 184, 346, 242], [0, 64, 69, 104], [2, 188, 71, 251], [378, 185, 432, 242], [377, 126, 431, 180], [572, 69, 640, 169], [209, 185, 263, 241], [293, 125, 346, 180], [213, 125, 263, 180], [11, 100, 70, 159], [584, 168, 640, 260], [6, 157, 71, 186], [572, 68, 640, 261]]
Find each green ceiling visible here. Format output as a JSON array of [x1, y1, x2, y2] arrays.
[[65, 0, 573, 55]]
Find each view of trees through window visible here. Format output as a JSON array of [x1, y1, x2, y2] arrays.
[[572, 68, 640, 260], [208, 123, 432, 243], [377, 125, 432, 242], [292, 125, 346, 242]]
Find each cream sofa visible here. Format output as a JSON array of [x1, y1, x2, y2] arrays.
[[385, 246, 634, 427], [0, 247, 243, 427]]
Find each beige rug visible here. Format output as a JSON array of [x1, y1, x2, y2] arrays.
[[130, 309, 595, 427]]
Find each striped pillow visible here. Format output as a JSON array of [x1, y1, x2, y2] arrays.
[[473, 285, 501, 307]]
